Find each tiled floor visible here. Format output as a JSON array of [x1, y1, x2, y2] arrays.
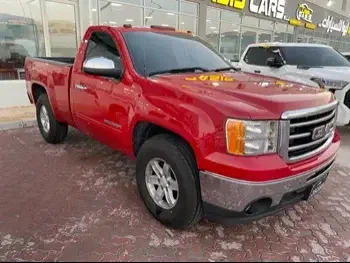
[[0, 127, 350, 262]]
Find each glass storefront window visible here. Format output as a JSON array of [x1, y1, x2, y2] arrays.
[[206, 20, 220, 50], [221, 10, 240, 23], [257, 31, 271, 43], [145, 0, 179, 12], [144, 9, 177, 27], [220, 23, 240, 61], [0, 0, 45, 80], [207, 7, 221, 21], [179, 15, 197, 33], [259, 19, 274, 31], [274, 23, 287, 42], [241, 28, 256, 55], [101, 1, 143, 26], [47, 1, 78, 57], [114, 0, 143, 5], [181, 1, 198, 16], [81, 0, 98, 33], [242, 16, 259, 28], [330, 40, 341, 50]]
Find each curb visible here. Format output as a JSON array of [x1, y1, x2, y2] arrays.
[[0, 119, 37, 131]]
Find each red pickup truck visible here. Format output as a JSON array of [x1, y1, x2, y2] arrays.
[[25, 25, 340, 229]]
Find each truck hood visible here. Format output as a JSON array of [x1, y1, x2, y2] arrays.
[[149, 71, 335, 120]]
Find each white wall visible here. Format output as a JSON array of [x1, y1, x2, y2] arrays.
[[0, 81, 31, 108]]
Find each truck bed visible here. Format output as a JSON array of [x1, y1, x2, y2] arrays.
[[25, 56, 75, 126]]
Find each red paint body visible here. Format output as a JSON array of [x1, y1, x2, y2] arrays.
[[24, 26, 340, 182]]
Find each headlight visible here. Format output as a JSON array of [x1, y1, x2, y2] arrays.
[[323, 79, 349, 90], [225, 119, 279, 156], [311, 78, 348, 90]]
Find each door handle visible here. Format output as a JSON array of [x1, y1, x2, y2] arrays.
[[254, 70, 261, 73], [75, 84, 87, 91]]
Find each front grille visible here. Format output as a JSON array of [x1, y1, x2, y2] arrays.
[[345, 90, 350, 110], [281, 102, 338, 162]]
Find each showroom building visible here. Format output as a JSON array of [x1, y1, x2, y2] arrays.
[[1, 0, 350, 85]]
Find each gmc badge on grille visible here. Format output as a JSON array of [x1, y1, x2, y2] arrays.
[[312, 123, 332, 141]]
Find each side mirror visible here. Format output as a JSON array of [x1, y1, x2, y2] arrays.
[[83, 57, 122, 78], [266, 57, 284, 68]]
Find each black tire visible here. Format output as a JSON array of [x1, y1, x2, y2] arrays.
[[36, 93, 68, 144], [136, 134, 203, 229]]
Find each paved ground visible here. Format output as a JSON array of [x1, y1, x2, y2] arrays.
[[0, 106, 35, 123], [1, 126, 350, 262]]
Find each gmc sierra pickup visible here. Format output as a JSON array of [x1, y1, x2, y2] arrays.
[[25, 25, 340, 229]]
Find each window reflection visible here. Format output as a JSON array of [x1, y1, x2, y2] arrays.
[[115, 0, 142, 5], [101, 1, 142, 26], [47, 1, 77, 57], [81, 0, 98, 33], [241, 28, 256, 55], [179, 15, 197, 33], [221, 10, 240, 23], [259, 19, 274, 30], [274, 23, 287, 42], [144, 9, 176, 27], [257, 32, 271, 43], [145, 0, 179, 12], [220, 23, 240, 61], [242, 16, 259, 27], [205, 20, 220, 49], [181, 1, 198, 15], [0, 0, 44, 80], [207, 7, 220, 21]]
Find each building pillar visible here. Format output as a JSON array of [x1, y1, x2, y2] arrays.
[[198, 0, 208, 37]]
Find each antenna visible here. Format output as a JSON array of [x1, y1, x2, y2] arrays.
[[143, 33, 147, 77]]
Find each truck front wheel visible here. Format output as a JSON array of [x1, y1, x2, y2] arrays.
[[136, 134, 202, 229], [36, 94, 68, 144]]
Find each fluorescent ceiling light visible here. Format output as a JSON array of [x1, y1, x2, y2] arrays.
[[181, 22, 185, 25], [91, 8, 97, 12], [112, 3, 122, 7], [162, 24, 169, 26], [167, 12, 175, 16], [109, 21, 117, 24], [125, 19, 134, 22], [206, 19, 211, 22], [210, 26, 216, 29], [326, 0, 333, 7], [145, 16, 153, 19]]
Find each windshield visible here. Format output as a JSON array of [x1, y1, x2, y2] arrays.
[[281, 46, 350, 67], [122, 31, 231, 76]]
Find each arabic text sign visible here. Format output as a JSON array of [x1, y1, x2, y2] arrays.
[[318, 15, 350, 36]]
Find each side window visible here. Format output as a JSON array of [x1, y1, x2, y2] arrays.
[[84, 31, 122, 70], [244, 47, 280, 66]]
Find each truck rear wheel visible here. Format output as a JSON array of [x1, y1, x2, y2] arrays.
[[136, 134, 202, 229], [36, 94, 68, 144]]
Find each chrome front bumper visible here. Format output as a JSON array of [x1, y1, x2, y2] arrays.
[[200, 155, 336, 213]]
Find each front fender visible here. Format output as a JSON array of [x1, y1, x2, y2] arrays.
[[128, 95, 219, 169]]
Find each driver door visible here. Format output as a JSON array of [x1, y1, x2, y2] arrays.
[[70, 30, 126, 149], [240, 46, 283, 79]]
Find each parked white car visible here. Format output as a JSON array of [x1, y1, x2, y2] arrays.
[[237, 43, 350, 126]]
